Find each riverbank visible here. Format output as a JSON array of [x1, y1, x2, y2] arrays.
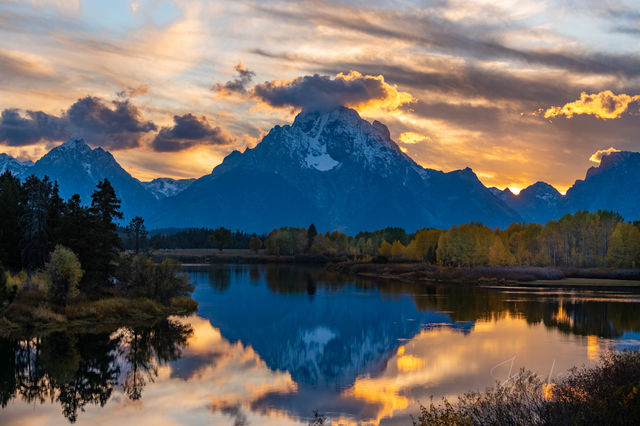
[[151, 250, 640, 287], [151, 249, 334, 264], [327, 262, 640, 287], [0, 295, 198, 333]]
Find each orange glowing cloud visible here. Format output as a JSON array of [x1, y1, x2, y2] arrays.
[[399, 131, 429, 144], [589, 147, 620, 164], [336, 71, 416, 115], [544, 91, 640, 120]]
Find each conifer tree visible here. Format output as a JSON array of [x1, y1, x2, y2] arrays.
[[0, 171, 22, 270], [126, 216, 148, 254], [86, 179, 123, 292]]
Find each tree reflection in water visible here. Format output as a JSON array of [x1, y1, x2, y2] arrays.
[[0, 318, 192, 423]]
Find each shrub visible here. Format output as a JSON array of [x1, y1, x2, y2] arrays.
[[413, 351, 640, 426], [169, 296, 199, 313], [46, 245, 83, 307], [0, 262, 18, 309]]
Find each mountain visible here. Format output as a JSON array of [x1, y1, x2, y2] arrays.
[[0, 153, 33, 176], [564, 151, 640, 221], [4, 113, 636, 232], [490, 182, 563, 224], [142, 177, 195, 199], [26, 138, 157, 220], [148, 107, 521, 232]]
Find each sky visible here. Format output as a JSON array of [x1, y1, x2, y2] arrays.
[[0, 0, 639, 193]]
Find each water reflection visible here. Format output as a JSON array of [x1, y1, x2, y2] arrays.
[[0, 319, 191, 423], [2, 264, 640, 425]]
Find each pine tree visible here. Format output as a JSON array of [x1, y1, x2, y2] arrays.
[[0, 171, 22, 270], [85, 179, 123, 292], [209, 227, 232, 252], [126, 216, 148, 254], [307, 224, 318, 252], [19, 176, 53, 269]]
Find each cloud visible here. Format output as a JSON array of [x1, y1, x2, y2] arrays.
[[0, 109, 68, 146], [0, 96, 156, 149], [66, 96, 157, 148], [399, 132, 429, 144], [213, 63, 256, 96], [151, 113, 234, 152], [117, 84, 150, 98], [257, 3, 640, 79], [589, 147, 621, 163], [0, 48, 57, 83], [544, 91, 640, 119], [252, 71, 415, 113]]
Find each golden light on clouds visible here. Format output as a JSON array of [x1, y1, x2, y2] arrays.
[[337, 71, 417, 115], [587, 335, 600, 361], [589, 147, 620, 164], [399, 131, 429, 144], [344, 378, 409, 423], [396, 354, 423, 372], [544, 91, 640, 120]]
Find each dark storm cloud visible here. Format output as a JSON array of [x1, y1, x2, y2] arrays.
[[0, 96, 157, 149], [253, 73, 380, 111], [0, 109, 68, 146], [252, 72, 413, 112], [151, 113, 234, 152], [213, 63, 256, 95], [66, 96, 157, 149]]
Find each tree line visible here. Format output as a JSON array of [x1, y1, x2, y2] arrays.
[[129, 227, 260, 252], [260, 211, 640, 268]]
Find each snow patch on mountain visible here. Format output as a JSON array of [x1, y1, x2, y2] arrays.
[[142, 177, 196, 199]]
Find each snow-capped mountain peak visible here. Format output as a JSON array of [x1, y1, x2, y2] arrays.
[[0, 153, 33, 176], [142, 177, 196, 199], [151, 106, 521, 232]]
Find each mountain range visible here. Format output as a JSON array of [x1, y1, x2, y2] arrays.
[[1, 107, 639, 232]]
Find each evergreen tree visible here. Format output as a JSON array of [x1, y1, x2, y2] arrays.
[[0, 171, 22, 270], [19, 176, 53, 269], [86, 179, 123, 292], [307, 224, 317, 252], [47, 181, 65, 245], [125, 216, 148, 254], [209, 227, 232, 251], [57, 194, 92, 274]]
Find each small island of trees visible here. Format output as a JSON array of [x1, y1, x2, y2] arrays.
[[0, 171, 197, 329]]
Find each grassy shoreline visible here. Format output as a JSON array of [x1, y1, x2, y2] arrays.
[[0, 295, 198, 334]]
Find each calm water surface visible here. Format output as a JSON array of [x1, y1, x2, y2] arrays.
[[3, 264, 640, 425]]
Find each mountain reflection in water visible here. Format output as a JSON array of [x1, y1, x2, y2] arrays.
[[3, 264, 640, 425]]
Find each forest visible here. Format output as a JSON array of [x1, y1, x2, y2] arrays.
[[0, 171, 196, 328], [134, 210, 640, 269], [255, 212, 640, 269]]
